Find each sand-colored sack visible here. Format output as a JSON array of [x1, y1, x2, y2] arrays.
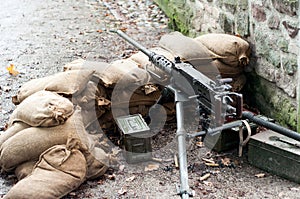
[[63, 58, 109, 81], [194, 33, 250, 67], [211, 59, 244, 78], [99, 59, 151, 88], [0, 109, 83, 172], [85, 147, 109, 180], [0, 122, 30, 147], [72, 81, 108, 110], [4, 145, 86, 199], [14, 161, 37, 180], [9, 91, 74, 127], [159, 32, 217, 63], [111, 86, 161, 118], [13, 69, 95, 104]]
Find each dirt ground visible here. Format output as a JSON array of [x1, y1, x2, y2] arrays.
[[0, 0, 300, 198]]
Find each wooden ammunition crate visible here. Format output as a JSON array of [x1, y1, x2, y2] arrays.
[[116, 114, 152, 164], [248, 130, 300, 183]]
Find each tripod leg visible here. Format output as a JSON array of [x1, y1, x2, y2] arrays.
[[176, 101, 191, 199]]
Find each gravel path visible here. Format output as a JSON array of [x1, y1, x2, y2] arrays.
[[1, 1, 300, 199]]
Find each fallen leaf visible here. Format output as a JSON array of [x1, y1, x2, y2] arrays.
[[97, 29, 103, 33], [118, 187, 127, 195], [68, 192, 76, 196], [200, 173, 210, 181], [125, 175, 136, 182], [203, 181, 213, 186], [196, 141, 204, 147], [97, 179, 105, 185], [120, 27, 127, 32], [145, 164, 159, 171], [6, 64, 19, 76], [106, 173, 116, 180], [290, 187, 300, 191], [119, 165, 125, 172], [255, 173, 266, 178], [221, 158, 231, 167]]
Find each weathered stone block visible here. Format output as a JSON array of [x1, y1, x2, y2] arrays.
[[281, 53, 297, 76], [219, 12, 235, 33], [272, 0, 298, 16], [277, 38, 289, 52], [267, 14, 280, 29], [251, 3, 267, 22], [268, 50, 281, 68], [255, 58, 276, 82], [282, 20, 299, 38], [235, 11, 250, 36]]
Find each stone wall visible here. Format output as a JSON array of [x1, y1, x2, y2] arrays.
[[154, 0, 299, 130]]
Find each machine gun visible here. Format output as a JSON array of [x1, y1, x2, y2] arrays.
[[111, 30, 300, 198]]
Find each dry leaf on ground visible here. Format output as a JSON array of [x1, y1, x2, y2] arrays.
[[125, 175, 136, 182], [255, 173, 266, 178], [145, 164, 159, 171], [6, 64, 19, 76]]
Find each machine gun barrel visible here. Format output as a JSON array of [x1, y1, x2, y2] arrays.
[[111, 30, 152, 57], [111, 29, 174, 75], [242, 111, 300, 141]]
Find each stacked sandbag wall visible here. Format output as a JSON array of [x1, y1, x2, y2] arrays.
[[0, 65, 117, 198], [154, 0, 299, 131]]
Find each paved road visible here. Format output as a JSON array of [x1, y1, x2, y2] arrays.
[[0, 0, 169, 197]]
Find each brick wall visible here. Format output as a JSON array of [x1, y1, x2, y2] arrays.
[[154, 0, 299, 130]]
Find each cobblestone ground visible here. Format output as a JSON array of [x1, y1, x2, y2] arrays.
[[1, 0, 300, 199]]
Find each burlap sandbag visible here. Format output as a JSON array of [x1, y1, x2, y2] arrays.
[[9, 90, 74, 127], [14, 161, 37, 180], [4, 144, 87, 199], [12, 69, 95, 104], [81, 100, 110, 130], [194, 33, 251, 67], [159, 31, 217, 63], [85, 147, 109, 180], [0, 108, 82, 172], [66, 106, 112, 180], [72, 81, 108, 110], [111, 85, 161, 118], [63, 58, 109, 81], [211, 59, 244, 78], [99, 59, 151, 88], [0, 122, 30, 147]]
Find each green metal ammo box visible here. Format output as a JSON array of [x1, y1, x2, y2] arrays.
[[248, 130, 300, 183], [116, 114, 152, 164]]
